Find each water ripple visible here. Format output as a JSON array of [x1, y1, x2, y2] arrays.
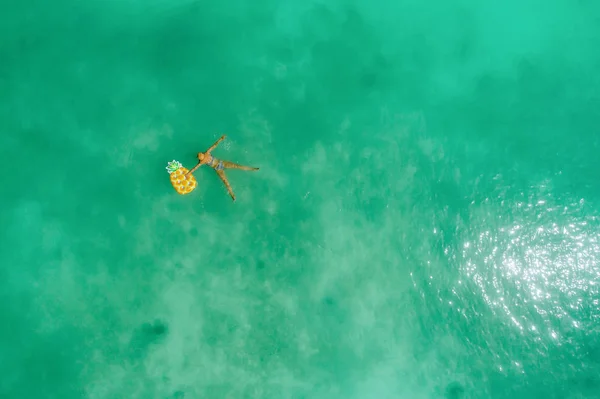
[[458, 187, 600, 349]]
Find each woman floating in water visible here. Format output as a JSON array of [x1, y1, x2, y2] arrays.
[[186, 135, 259, 202]]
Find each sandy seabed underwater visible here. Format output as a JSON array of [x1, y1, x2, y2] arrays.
[[1, 0, 600, 398]]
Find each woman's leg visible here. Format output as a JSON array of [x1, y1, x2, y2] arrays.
[[215, 169, 236, 201], [221, 160, 259, 171]]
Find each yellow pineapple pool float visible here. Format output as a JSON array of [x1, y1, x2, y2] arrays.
[[166, 160, 197, 195]]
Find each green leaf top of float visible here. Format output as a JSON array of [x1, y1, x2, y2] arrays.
[[166, 160, 182, 174]]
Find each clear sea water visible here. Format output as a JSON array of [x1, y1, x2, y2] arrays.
[[2, 1, 600, 398]]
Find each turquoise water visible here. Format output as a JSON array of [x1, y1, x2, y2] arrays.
[[2, 0, 600, 398]]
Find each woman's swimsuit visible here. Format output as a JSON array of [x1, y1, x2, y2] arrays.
[[205, 154, 224, 171]]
